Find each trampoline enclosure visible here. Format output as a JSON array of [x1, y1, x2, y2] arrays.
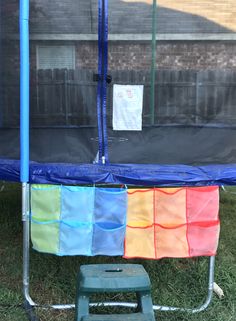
[[0, 0, 236, 186]]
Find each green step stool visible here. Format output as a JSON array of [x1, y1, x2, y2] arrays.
[[75, 264, 155, 321]]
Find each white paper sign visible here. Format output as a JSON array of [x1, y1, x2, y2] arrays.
[[112, 84, 144, 131]]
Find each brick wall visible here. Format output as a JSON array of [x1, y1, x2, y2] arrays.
[[158, 0, 236, 32], [156, 42, 236, 70], [76, 42, 236, 70], [2, 41, 236, 77], [1, 41, 20, 77]]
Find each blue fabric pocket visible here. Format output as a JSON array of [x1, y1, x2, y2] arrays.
[[92, 223, 126, 256], [59, 221, 93, 256], [94, 188, 127, 225], [61, 186, 95, 222]]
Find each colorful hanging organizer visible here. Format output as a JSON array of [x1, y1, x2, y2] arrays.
[[30, 185, 220, 259], [125, 187, 220, 259], [31, 185, 127, 256]]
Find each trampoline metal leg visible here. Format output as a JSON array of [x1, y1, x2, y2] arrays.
[[152, 255, 215, 313], [22, 183, 73, 311], [22, 183, 38, 321]]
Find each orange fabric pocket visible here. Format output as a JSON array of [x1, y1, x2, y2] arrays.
[[155, 188, 186, 227], [155, 225, 189, 259], [124, 225, 155, 259], [127, 189, 154, 227]]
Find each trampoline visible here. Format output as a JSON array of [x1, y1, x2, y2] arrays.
[[0, 1, 236, 186], [0, 0, 235, 319]]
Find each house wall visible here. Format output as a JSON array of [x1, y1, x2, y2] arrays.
[[1, 0, 236, 77], [2, 41, 236, 77], [108, 42, 236, 70]]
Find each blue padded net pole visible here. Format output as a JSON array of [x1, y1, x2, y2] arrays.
[[97, 0, 104, 163], [20, 0, 30, 182], [97, 0, 109, 164], [20, 1, 32, 316], [101, 0, 109, 163]]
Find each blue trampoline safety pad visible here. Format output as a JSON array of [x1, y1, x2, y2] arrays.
[[1, 159, 236, 186]]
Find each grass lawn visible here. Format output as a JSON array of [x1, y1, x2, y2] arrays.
[[0, 183, 235, 321]]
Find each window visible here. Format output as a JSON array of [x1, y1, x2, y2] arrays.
[[36, 45, 75, 70]]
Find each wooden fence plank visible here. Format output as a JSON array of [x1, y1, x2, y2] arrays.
[[1, 69, 236, 127]]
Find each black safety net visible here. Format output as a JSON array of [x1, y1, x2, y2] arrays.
[[0, 0, 236, 166]]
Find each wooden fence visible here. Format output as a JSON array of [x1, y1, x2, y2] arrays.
[[1, 69, 236, 127]]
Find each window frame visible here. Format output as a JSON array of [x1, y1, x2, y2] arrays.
[[36, 44, 76, 70]]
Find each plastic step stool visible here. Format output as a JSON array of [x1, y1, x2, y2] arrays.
[[75, 264, 155, 321]]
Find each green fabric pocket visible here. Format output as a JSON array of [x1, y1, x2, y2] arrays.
[[31, 185, 61, 221]]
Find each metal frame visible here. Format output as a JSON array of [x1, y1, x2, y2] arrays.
[[22, 183, 216, 320]]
